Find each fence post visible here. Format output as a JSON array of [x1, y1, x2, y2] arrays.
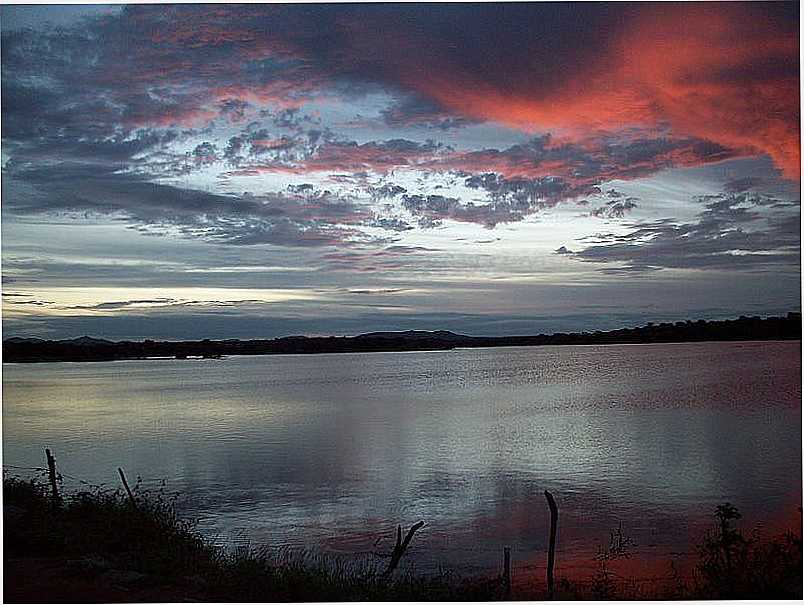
[[544, 490, 558, 599], [503, 546, 511, 597], [44, 448, 61, 509], [117, 467, 136, 506]]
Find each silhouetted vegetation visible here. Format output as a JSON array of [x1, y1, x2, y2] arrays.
[[693, 502, 802, 599], [4, 474, 801, 601], [3, 474, 499, 602], [4, 312, 800, 363]]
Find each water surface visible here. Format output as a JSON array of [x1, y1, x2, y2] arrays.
[[4, 341, 801, 580]]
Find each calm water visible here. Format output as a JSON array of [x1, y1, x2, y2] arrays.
[[3, 341, 801, 580]]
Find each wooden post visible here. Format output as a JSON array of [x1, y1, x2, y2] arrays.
[[544, 490, 558, 599], [117, 467, 136, 506], [503, 546, 511, 597], [44, 448, 60, 509], [383, 521, 425, 576]]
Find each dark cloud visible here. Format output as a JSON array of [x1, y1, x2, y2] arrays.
[[401, 193, 528, 229], [219, 98, 250, 123], [465, 171, 594, 210], [193, 142, 218, 165], [64, 298, 282, 311], [369, 183, 408, 200], [444, 135, 736, 184], [572, 192, 800, 271], [366, 217, 414, 232], [228, 137, 449, 176], [221, 131, 742, 230], [591, 198, 639, 219], [66, 298, 178, 310], [723, 176, 765, 193], [380, 94, 481, 130], [1, 291, 54, 306], [1, 3, 799, 343], [3, 4, 783, 246], [2, 2, 798, 177], [3, 161, 377, 247]]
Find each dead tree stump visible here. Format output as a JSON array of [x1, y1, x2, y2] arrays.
[[383, 521, 425, 576]]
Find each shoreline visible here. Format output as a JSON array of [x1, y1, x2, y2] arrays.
[[4, 473, 801, 601], [4, 320, 801, 365], [3, 337, 800, 364]]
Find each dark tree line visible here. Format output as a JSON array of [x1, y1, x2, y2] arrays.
[[4, 313, 800, 363]]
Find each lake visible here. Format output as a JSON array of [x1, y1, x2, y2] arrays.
[[3, 341, 801, 583]]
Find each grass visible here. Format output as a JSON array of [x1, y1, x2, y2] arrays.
[[3, 473, 501, 601], [4, 473, 802, 601]]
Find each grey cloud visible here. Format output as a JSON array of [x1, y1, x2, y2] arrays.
[[381, 94, 481, 130], [219, 98, 250, 123], [224, 135, 246, 162], [723, 176, 765, 193], [401, 193, 525, 228], [366, 217, 414, 232], [368, 183, 408, 200], [572, 192, 800, 271], [67, 298, 178, 310], [3, 161, 377, 247], [65, 298, 281, 311], [591, 198, 639, 219], [193, 142, 218, 165], [287, 183, 315, 194], [465, 173, 595, 211]]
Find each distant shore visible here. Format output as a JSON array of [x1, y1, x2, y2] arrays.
[[3, 313, 800, 363]]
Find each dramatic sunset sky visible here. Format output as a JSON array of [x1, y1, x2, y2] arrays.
[[1, 2, 800, 339]]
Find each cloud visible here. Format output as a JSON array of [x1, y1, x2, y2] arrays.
[[3, 161, 377, 247], [3, 3, 795, 248], [226, 133, 739, 229], [571, 192, 801, 272], [586, 188, 640, 219], [376, 3, 799, 177], [401, 193, 529, 228], [229, 138, 449, 176], [233, 132, 737, 189], [438, 135, 737, 183], [380, 94, 481, 130], [63, 297, 290, 311], [723, 176, 766, 193], [66, 298, 178, 310], [5, 3, 796, 179]]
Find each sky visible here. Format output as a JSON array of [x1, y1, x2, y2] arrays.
[[1, 2, 801, 340]]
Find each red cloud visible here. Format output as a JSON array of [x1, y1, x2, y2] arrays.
[[230, 134, 737, 197], [105, 4, 798, 178], [407, 4, 799, 178]]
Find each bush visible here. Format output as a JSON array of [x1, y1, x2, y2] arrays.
[[694, 502, 802, 599]]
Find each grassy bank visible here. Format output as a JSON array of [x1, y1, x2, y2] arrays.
[[4, 474, 802, 601]]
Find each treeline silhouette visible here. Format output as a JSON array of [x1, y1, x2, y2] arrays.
[[3, 312, 801, 363]]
